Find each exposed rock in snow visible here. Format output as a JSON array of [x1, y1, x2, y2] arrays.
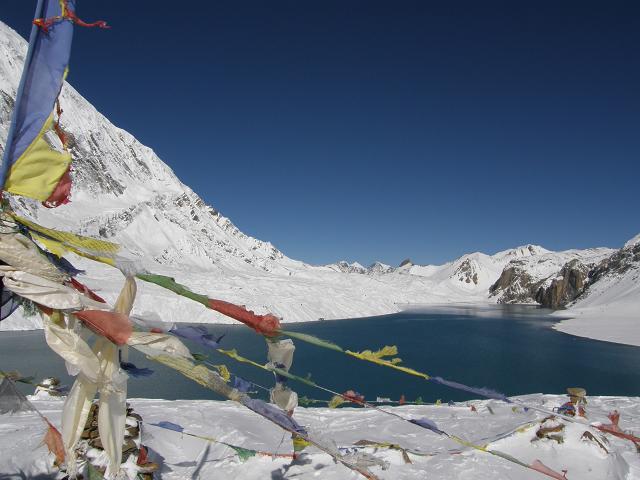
[[398, 258, 413, 268], [489, 248, 613, 305], [534, 259, 590, 308], [624, 233, 640, 249], [554, 238, 640, 346], [326, 261, 369, 274]]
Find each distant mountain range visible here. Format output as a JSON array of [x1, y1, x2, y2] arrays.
[[1, 21, 638, 332]]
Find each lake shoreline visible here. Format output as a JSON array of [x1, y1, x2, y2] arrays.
[[4, 310, 640, 402], [4, 301, 637, 350]]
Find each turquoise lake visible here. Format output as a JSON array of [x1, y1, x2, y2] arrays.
[[2, 307, 639, 403]]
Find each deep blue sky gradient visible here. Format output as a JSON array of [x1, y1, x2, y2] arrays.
[[2, 1, 639, 265]]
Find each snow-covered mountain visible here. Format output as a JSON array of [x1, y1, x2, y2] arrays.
[[0, 22, 297, 276], [0, 21, 637, 344]]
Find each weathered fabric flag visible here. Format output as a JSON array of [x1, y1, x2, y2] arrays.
[[1, 0, 74, 203]]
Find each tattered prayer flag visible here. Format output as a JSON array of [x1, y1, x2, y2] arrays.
[[293, 434, 311, 453], [212, 364, 231, 382], [0, 371, 35, 385], [430, 376, 509, 402], [14, 214, 119, 261], [120, 361, 153, 378], [70, 278, 105, 303], [86, 463, 105, 480], [75, 310, 132, 345], [42, 420, 65, 464], [136, 275, 281, 335], [151, 421, 184, 433], [227, 444, 257, 461], [0, 377, 36, 414], [208, 299, 280, 336], [409, 417, 445, 436], [346, 348, 429, 380], [609, 410, 620, 426], [596, 424, 640, 444], [329, 395, 347, 409], [487, 449, 529, 468], [343, 390, 365, 404], [1, 0, 73, 202], [530, 460, 568, 480], [40, 249, 84, 277], [240, 397, 307, 435], [0, 279, 21, 322], [279, 330, 344, 352], [135, 274, 209, 305], [33, 0, 110, 32], [232, 376, 253, 393], [170, 325, 223, 350]]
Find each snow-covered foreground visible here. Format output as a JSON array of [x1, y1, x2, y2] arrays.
[[2, 394, 639, 479]]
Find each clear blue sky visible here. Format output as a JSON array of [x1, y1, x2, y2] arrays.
[[3, 1, 639, 266]]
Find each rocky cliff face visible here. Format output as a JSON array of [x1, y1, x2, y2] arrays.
[[489, 249, 613, 306], [587, 240, 640, 286], [534, 259, 589, 308], [490, 240, 639, 310], [489, 264, 539, 304]]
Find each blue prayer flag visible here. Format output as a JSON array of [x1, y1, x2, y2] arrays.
[[430, 376, 510, 402], [151, 421, 184, 433], [232, 376, 253, 393], [120, 362, 154, 378], [170, 325, 224, 350], [409, 417, 445, 435]]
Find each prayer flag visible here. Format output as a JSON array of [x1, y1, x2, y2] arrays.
[[1, 0, 74, 202]]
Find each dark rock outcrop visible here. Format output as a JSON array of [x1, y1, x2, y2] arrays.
[[489, 263, 542, 304], [534, 260, 589, 309], [588, 242, 640, 284], [455, 259, 479, 284]]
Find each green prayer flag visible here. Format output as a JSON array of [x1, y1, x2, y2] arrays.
[[192, 352, 209, 362], [137, 274, 210, 306], [279, 330, 344, 352], [86, 463, 105, 480], [227, 444, 257, 461]]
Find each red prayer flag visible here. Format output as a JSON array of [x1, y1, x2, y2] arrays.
[[42, 421, 65, 464], [208, 299, 280, 336], [75, 310, 132, 345], [530, 460, 567, 480]]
